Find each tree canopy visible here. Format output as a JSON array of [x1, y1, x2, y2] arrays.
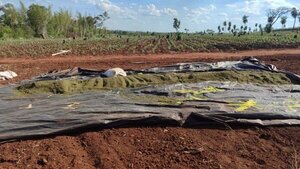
[[173, 18, 180, 32], [0, 1, 110, 39]]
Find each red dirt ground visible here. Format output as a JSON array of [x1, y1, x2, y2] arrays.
[[0, 49, 300, 169]]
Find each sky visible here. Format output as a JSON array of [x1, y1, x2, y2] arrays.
[[1, 0, 300, 32]]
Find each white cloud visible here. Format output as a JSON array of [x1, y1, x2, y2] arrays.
[[219, 12, 229, 21], [225, 4, 238, 8], [186, 4, 216, 16], [185, 4, 216, 23], [83, 0, 139, 20], [226, 0, 296, 15], [162, 8, 178, 16], [146, 4, 178, 17], [147, 4, 161, 16], [87, 0, 123, 14]]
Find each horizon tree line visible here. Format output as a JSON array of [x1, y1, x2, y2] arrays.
[[216, 7, 300, 36]]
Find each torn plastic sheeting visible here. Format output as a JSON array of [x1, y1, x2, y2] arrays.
[[0, 81, 300, 142], [31, 58, 289, 81], [0, 70, 17, 80]]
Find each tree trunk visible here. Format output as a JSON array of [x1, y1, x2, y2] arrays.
[[293, 18, 296, 31]]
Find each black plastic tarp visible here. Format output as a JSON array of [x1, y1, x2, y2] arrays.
[[0, 59, 300, 142]]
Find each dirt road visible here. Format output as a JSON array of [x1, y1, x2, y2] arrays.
[[0, 49, 299, 169]]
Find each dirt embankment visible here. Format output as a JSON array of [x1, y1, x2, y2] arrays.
[[0, 49, 300, 169]]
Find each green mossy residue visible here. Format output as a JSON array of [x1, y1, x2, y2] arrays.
[[15, 70, 298, 95]]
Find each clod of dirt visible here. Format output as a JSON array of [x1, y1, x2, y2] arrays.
[[37, 158, 48, 166]]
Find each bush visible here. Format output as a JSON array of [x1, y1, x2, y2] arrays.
[[176, 33, 182, 41], [265, 24, 273, 33], [0, 25, 13, 39]]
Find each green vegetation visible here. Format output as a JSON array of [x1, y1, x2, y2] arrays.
[[0, 1, 109, 39], [1, 32, 300, 57], [1, 2, 300, 57], [16, 70, 298, 95]]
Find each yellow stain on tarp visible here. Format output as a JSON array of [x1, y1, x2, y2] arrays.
[[286, 99, 300, 111], [230, 99, 257, 112], [174, 86, 225, 101], [174, 86, 225, 96]]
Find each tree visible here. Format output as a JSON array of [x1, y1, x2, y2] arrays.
[[254, 23, 258, 32], [27, 4, 51, 37], [265, 23, 272, 33], [267, 7, 291, 26], [266, 7, 291, 33], [0, 1, 109, 39], [291, 7, 298, 31], [217, 25, 221, 33], [280, 16, 287, 28], [223, 21, 227, 32], [259, 24, 263, 35], [299, 15, 300, 29], [242, 15, 249, 25], [94, 11, 109, 28], [0, 1, 34, 38], [0, 3, 19, 28], [18, 0, 27, 26], [48, 9, 72, 37], [173, 18, 180, 32], [184, 28, 189, 33], [228, 21, 232, 31]]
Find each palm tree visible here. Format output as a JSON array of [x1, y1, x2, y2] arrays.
[[228, 21, 232, 31], [254, 23, 258, 32], [173, 18, 180, 32], [184, 28, 189, 33], [291, 8, 298, 31], [280, 16, 287, 28], [259, 24, 263, 35], [242, 15, 249, 26], [223, 21, 227, 32], [217, 25, 221, 33]]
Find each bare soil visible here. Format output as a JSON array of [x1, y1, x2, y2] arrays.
[[0, 49, 300, 169]]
